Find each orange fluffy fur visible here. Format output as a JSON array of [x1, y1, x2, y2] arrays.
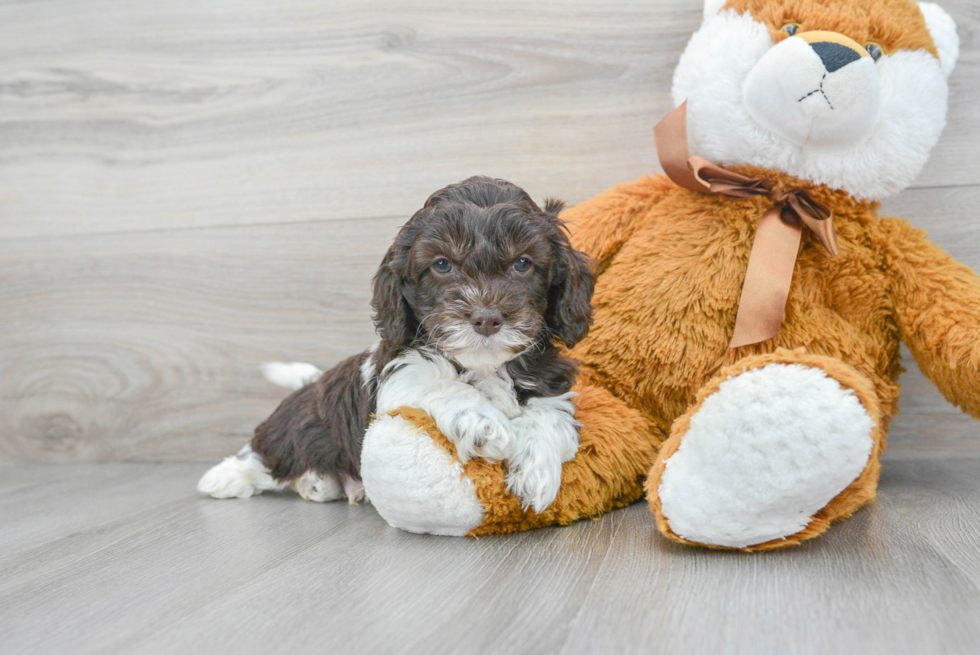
[[570, 167, 979, 548], [723, 0, 938, 57]]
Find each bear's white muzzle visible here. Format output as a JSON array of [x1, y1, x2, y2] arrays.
[[743, 31, 880, 151]]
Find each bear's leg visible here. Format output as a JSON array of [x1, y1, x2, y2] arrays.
[[361, 384, 664, 536], [647, 349, 885, 551], [360, 410, 487, 536]]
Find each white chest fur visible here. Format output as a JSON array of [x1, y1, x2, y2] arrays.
[[458, 366, 522, 419]]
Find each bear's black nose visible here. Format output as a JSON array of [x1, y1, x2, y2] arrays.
[[810, 41, 862, 73]]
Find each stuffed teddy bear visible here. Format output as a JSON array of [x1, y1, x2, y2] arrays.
[[361, 0, 977, 550]]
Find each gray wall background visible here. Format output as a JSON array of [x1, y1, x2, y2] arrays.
[[2, 0, 978, 463]]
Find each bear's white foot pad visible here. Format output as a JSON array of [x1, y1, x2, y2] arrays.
[[361, 414, 485, 536], [658, 363, 875, 548]]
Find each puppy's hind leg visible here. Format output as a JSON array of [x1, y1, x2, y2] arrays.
[[197, 445, 288, 499], [340, 473, 368, 505], [292, 471, 345, 503]]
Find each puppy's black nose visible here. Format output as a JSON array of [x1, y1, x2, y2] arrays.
[[810, 41, 862, 73], [470, 308, 503, 337]]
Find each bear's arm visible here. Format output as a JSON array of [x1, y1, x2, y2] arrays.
[[881, 216, 980, 419], [562, 175, 674, 270]]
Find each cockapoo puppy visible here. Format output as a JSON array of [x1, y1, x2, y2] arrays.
[[198, 176, 595, 512]]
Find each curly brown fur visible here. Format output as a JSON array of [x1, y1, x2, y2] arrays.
[[251, 352, 373, 487], [372, 176, 594, 384]]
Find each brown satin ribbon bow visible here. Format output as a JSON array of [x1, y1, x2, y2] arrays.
[[653, 101, 839, 348]]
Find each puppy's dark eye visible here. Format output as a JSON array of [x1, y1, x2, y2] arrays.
[[866, 43, 883, 61], [513, 257, 533, 274], [781, 23, 800, 36], [432, 258, 453, 274]]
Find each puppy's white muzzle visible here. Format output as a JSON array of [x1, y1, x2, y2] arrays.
[[743, 32, 880, 151]]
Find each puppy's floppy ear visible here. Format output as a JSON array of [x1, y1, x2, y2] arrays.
[[371, 239, 414, 370], [543, 199, 596, 349]]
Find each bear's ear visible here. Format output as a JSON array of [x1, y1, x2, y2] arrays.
[[703, 0, 728, 21], [919, 3, 959, 77]]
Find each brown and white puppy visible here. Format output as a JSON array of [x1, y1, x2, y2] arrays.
[[198, 176, 595, 512]]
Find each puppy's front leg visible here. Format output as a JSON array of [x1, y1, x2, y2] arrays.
[[506, 393, 581, 513], [375, 351, 513, 462]]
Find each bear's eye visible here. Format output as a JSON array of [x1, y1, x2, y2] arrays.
[[781, 23, 800, 36], [866, 43, 883, 62]]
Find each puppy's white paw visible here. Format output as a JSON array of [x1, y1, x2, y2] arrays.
[[506, 461, 563, 514], [197, 445, 286, 499], [504, 393, 581, 513], [198, 457, 259, 499], [292, 471, 344, 503], [448, 405, 514, 463]]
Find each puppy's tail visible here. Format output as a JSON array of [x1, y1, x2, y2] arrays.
[[261, 361, 324, 391]]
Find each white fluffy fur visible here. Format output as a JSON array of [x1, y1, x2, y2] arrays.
[[360, 344, 378, 386], [658, 364, 875, 548], [360, 413, 485, 536], [375, 348, 516, 463], [743, 36, 879, 149], [505, 393, 581, 512], [261, 361, 324, 391], [919, 3, 960, 77], [459, 365, 522, 419], [673, 6, 954, 201], [197, 444, 352, 503], [197, 445, 354, 503], [197, 444, 288, 499], [374, 346, 580, 514], [293, 470, 345, 503]]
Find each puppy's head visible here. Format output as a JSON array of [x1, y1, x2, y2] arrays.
[[372, 176, 594, 370]]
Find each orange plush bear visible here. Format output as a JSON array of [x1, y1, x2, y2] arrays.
[[361, 0, 979, 549]]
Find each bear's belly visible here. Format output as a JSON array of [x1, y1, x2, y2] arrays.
[[571, 198, 900, 433]]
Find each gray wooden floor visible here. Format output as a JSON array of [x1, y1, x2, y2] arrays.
[[3, 0, 980, 653], [2, 456, 980, 655]]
